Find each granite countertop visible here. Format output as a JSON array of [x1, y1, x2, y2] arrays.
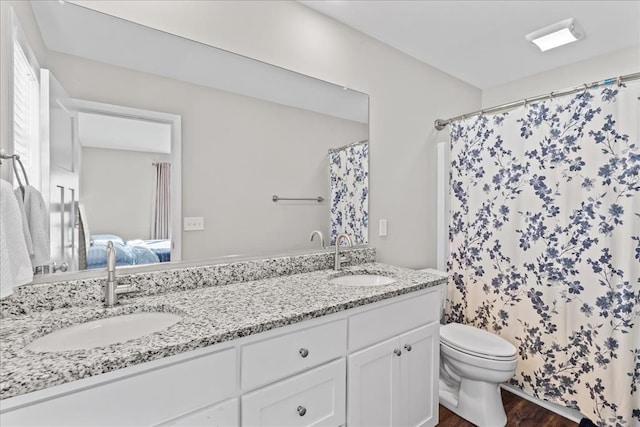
[[0, 262, 445, 400]]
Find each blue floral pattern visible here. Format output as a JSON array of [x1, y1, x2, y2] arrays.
[[329, 142, 368, 245], [447, 83, 639, 426]]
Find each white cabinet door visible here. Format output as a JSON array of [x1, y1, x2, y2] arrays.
[[157, 398, 238, 427], [242, 359, 346, 427], [347, 337, 401, 427], [399, 323, 439, 427], [347, 322, 439, 427], [1, 348, 237, 426]]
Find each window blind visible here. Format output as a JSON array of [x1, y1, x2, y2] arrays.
[[12, 39, 40, 189]]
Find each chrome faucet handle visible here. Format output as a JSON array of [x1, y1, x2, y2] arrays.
[[310, 230, 325, 248], [334, 233, 354, 271]]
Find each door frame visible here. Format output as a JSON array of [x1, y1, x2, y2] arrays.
[[72, 99, 182, 262]]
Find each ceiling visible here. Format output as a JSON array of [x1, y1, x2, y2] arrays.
[[32, 1, 369, 124], [300, 1, 640, 89]]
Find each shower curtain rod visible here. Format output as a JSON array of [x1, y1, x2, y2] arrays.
[[328, 139, 368, 154], [434, 71, 640, 131]]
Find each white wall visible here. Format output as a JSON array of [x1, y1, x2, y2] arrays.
[[80, 147, 170, 241], [482, 46, 640, 107], [71, 0, 481, 268]]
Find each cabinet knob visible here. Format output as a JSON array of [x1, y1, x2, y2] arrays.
[[404, 344, 412, 352], [297, 405, 307, 416], [299, 348, 309, 358], [394, 349, 402, 356]]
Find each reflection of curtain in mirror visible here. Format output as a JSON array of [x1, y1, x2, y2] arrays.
[[329, 142, 368, 246], [152, 162, 171, 240]]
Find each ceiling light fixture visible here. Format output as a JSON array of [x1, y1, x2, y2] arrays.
[[525, 18, 583, 52]]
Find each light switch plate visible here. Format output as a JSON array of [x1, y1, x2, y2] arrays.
[[184, 216, 204, 231], [379, 219, 388, 237]]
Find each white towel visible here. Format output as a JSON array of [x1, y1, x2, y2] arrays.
[[14, 187, 33, 256], [15, 185, 50, 267], [1, 179, 33, 298]]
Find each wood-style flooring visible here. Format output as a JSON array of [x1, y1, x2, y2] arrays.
[[438, 388, 578, 426]]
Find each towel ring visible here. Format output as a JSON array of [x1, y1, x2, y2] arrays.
[[11, 155, 29, 188]]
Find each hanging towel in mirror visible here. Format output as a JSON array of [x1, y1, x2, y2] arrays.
[[14, 185, 50, 267], [0, 179, 33, 298]]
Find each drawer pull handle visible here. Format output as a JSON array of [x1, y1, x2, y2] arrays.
[[297, 405, 307, 416], [404, 344, 412, 352], [299, 348, 309, 358], [394, 349, 402, 356]]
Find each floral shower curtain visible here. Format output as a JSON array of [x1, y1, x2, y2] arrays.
[[447, 82, 639, 425], [152, 162, 171, 240], [329, 142, 368, 246]]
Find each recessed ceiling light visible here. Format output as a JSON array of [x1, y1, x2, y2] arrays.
[[525, 18, 583, 52]]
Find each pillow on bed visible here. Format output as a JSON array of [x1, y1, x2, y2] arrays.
[[86, 240, 134, 269], [91, 234, 125, 245]]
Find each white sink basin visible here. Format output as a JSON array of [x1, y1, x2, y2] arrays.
[[26, 312, 182, 352], [329, 274, 396, 287]]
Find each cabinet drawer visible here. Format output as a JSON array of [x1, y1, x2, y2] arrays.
[[348, 290, 439, 351], [241, 359, 346, 427], [1, 348, 237, 426], [241, 319, 346, 390], [157, 398, 239, 427]]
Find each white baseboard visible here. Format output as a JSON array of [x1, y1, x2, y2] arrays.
[[500, 383, 584, 423]]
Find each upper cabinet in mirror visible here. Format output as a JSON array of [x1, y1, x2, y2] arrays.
[[3, 0, 368, 282]]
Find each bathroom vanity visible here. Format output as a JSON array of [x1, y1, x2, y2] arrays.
[[0, 251, 445, 426]]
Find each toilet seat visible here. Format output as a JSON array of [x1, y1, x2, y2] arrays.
[[440, 323, 516, 361]]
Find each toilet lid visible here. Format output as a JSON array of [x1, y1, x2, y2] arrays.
[[440, 323, 516, 359]]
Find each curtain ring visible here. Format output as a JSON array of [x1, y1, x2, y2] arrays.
[[549, 91, 554, 101], [616, 76, 622, 87], [583, 83, 589, 92], [523, 98, 528, 107]]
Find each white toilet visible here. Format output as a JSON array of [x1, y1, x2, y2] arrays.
[[439, 322, 518, 427], [418, 268, 517, 426]]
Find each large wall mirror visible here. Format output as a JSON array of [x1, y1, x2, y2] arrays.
[[1, 1, 369, 283]]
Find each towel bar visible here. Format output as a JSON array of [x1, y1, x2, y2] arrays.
[[272, 195, 324, 203]]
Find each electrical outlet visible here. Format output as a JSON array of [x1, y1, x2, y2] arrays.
[[184, 216, 204, 231]]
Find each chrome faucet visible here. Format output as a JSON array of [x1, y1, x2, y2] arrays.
[[334, 233, 353, 271], [104, 241, 134, 307], [310, 230, 325, 248]]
